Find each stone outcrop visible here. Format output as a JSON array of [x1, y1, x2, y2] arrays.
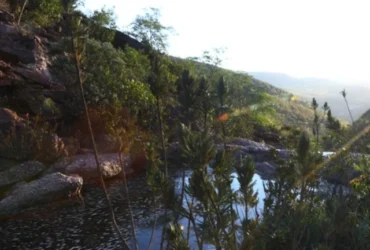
[[0, 13, 80, 123], [48, 153, 133, 181], [0, 161, 46, 188], [0, 173, 82, 215], [255, 162, 278, 179], [113, 29, 145, 50], [170, 138, 364, 185], [218, 138, 292, 164]]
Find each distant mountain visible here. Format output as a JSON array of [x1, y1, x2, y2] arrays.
[[249, 72, 370, 122]]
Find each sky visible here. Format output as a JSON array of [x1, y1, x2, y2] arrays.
[[82, 0, 370, 85]]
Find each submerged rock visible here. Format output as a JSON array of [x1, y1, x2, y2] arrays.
[[0, 161, 46, 188], [0, 172, 82, 215]]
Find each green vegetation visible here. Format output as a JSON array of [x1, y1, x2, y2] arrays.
[[3, 1, 370, 250], [10, 0, 65, 26]]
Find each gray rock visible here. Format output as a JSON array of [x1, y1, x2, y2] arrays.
[[45, 158, 72, 175], [224, 144, 275, 163], [64, 153, 133, 181], [255, 162, 278, 179], [228, 138, 273, 151], [0, 173, 83, 215], [0, 161, 46, 188]]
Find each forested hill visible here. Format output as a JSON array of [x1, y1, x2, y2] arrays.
[[171, 57, 316, 129], [250, 71, 370, 122], [0, 1, 317, 152]]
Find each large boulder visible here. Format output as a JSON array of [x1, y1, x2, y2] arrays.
[[222, 139, 276, 163], [48, 153, 133, 181], [0, 173, 82, 215], [0, 161, 46, 188]]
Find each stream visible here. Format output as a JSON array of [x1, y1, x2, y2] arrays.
[[0, 169, 266, 250]]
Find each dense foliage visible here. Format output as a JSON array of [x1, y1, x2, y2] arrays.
[[4, 2, 370, 250]]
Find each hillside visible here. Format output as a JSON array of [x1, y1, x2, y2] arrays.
[[172, 59, 316, 129], [250, 72, 370, 122], [346, 108, 370, 153], [3, 3, 370, 250]]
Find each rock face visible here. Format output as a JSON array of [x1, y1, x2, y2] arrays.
[[228, 138, 274, 150], [0, 173, 82, 215], [222, 138, 292, 164], [113, 30, 145, 50], [0, 13, 80, 123], [0, 161, 46, 188], [255, 162, 278, 179], [49, 153, 133, 181], [0, 17, 73, 163]]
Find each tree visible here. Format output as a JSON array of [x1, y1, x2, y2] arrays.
[[216, 76, 230, 146], [147, 49, 176, 177], [196, 76, 214, 132], [14, 0, 65, 26], [177, 70, 198, 127], [61, 0, 131, 249], [129, 7, 174, 52], [311, 98, 320, 146], [341, 89, 354, 124], [87, 7, 117, 43], [326, 109, 341, 131]]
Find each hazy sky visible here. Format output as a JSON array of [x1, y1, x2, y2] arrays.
[[83, 0, 370, 85]]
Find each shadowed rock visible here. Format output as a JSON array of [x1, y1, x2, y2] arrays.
[[0, 161, 46, 188], [48, 153, 133, 182], [112, 30, 145, 50], [0, 173, 82, 215]]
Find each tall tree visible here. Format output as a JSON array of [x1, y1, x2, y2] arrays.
[[341, 89, 354, 124], [129, 7, 174, 52], [177, 70, 198, 127], [311, 98, 320, 146], [61, 0, 131, 249], [196, 76, 214, 132]]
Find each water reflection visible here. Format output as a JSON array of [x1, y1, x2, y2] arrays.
[[0, 170, 266, 250]]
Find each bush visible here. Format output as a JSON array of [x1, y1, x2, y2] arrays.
[[0, 116, 65, 163]]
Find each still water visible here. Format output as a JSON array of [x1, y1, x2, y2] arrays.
[[0, 170, 266, 250]]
